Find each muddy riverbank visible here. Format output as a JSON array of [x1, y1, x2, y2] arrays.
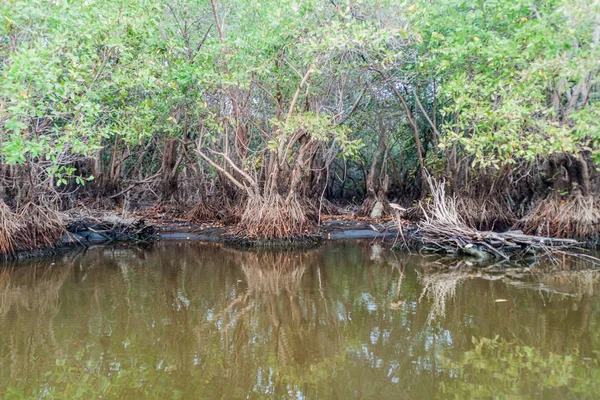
[[5, 206, 598, 268], [63, 212, 400, 245]]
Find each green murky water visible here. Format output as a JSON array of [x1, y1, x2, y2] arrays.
[[1, 241, 600, 399]]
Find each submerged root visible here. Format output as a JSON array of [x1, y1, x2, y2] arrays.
[[0, 201, 65, 259], [235, 194, 312, 240], [515, 196, 600, 241]]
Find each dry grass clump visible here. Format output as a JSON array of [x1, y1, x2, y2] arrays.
[[0, 200, 65, 259], [515, 196, 600, 240], [236, 194, 312, 240]]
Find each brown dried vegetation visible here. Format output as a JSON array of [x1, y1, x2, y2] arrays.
[[411, 179, 592, 262], [235, 194, 312, 240], [0, 201, 64, 259], [515, 195, 600, 241]]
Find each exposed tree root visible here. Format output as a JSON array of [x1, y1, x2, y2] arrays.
[[456, 197, 516, 231], [187, 201, 219, 222], [0, 201, 18, 257], [358, 195, 391, 218], [186, 197, 240, 224], [410, 179, 597, 264], [404, 196, 516, 231], [318, 198, 342, 216], [514, 195, 600, 241], [233, 194, 313, 240], [0, 201, 65, 260], [403, 204, 424, 222]]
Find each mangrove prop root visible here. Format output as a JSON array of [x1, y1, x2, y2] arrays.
[[515, 195, 600, 241], [411, 178, 597, 264], [233, 194, 312, 240], [0, 201, 65, 259], [404, 197, 516, 231], [186, 198, 240, 224], [455, 197, 516, 231]]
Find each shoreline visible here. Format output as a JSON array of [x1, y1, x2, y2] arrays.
[[3, 210, 597, 266], [2, 214, 398, 262], [65, 215, 399, 245]]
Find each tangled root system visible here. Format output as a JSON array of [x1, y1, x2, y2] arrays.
[[403, 204, 425, 222], [456, 197, 516, 231], [235, 194, 312, 240], [0, 202, 18, 257], [515, 195, 600, 241], [317, 198, 342, 216], [357, 195, 391, 218], [186, 198, 240, 224], [404, 196, 515, 231], [413, 178, 585, 260], [0, 201, 65, 259]]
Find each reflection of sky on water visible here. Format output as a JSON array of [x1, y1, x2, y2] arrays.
[[0, 241, 599, 399]]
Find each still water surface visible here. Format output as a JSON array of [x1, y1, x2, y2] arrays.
[[1, 241, 600, 399]]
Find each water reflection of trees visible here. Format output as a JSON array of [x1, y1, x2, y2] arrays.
[[1, 243, 600, 398], [204, 249, 350, 394], [0, 261, 73, 383], [415, 261, 600, 357], [0, 261, 72, 315]]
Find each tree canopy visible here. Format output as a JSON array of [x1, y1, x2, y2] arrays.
[[1, 0, 599, 239]]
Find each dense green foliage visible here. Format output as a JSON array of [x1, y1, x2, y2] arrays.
[[1, 0, 599, 237], [419, 0, 600, 166]]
